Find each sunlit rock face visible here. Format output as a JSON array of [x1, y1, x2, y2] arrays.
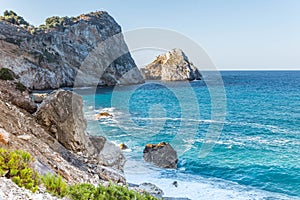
[[141, 48, 202, 81], [0, 11, 144, 90]]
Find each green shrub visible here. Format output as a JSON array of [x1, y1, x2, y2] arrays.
[[0, 148, 39, 192], [0, 147, 158, 199], [42, 173, 68, 197], [0, 10, 29, 26], [0, 68, 15, 80], [15, 82, 27, 92], [68, 182, 159, 200], [68, 183, 96, 200]]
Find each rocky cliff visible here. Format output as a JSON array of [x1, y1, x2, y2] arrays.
[[0, 11, 144, 89], [141, 48, 201, 81], [0, 78, 126, 185]]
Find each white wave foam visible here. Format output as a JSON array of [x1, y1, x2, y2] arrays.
[[125, 160, 298, 200]]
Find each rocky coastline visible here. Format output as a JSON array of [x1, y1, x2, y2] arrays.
[[0, 10, 192, 200]]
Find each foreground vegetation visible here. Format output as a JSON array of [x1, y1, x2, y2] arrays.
[[0, 147, 159, 199]]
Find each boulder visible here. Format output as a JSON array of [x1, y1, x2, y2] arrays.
[[0, 79, 37, 114], [143, 142, 178, 168], [138, 183, 164, 198], [97, 140, 126, 170], [33, 93, 47, 103], [141, 48, 201, 81], [36, 90, 126, 171], [35, 90, 95, 155], [119, 143, 128, 150]]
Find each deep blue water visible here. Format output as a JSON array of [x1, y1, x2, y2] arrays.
[[78, 71, 300, 199]]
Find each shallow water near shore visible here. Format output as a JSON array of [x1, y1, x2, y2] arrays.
[[78, 71, 300, 200]]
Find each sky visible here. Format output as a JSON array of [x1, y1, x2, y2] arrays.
[[0, 0, 300, 70]]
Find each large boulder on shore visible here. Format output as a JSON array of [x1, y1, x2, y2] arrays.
[[90, 136, 125, 171], [143, 142, 178, 168], [35, 90, 126, 172], [36, 90, 94, 154], [141, 48, 201, 81]]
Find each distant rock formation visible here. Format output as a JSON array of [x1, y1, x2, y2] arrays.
[[143, 142, 178, 168], [141, 48, 201, 81], [0, 11, 144, 90]]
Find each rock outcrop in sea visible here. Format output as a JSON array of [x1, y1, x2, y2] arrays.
[[143, 142, 178, 169], [141, 48, 202, 81], [0, 11, 144, 89]]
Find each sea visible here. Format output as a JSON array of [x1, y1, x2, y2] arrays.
[[76, 71, 300, 200]]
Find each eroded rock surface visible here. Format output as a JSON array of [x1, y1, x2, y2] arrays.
[[141, 48, 201, 81], [0, 11, 144, 90]]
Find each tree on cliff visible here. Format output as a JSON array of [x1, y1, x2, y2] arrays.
[[0, 10, 29, 27]]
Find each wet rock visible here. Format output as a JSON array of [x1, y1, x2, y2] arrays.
[[143, 142, 178, 168], [95, 112, 113, 120], [97, 140, 126, 170], [173, 181, 178, 187], [119, 143, 128, 150], [138, 183, 164, 198], [141, 48, 201, 81]]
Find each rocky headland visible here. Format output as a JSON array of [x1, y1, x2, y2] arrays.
[[0, 11, 144, 90], [0, 10, 191, 200], [141, 48, 202, 81]]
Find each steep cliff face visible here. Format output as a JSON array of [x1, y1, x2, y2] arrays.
[[141, 48, 202, 81], [0, 11, 144, 89]]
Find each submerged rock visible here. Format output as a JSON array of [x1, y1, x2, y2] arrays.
[[0, 11, 144, 90], [95, 112, 113, 120], [119, 143, 128, 150], [143, 142, 178, 169], [141, 48, 201, 81]]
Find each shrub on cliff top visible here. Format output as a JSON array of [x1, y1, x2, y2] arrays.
[[0, 10, 29, 27], [0, 68, 15, 80]]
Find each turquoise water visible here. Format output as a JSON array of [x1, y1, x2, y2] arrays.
[[78, 71, 300, 199]]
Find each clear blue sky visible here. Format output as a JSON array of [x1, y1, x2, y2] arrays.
[[1, 0, 299, 70]]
